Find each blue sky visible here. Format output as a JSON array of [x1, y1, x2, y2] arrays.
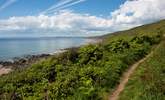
[[0, 0, 165, 37], [0, 0, 125, 19]]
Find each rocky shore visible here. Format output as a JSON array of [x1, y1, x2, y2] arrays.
[[0, 54, 51, 69], [0, 48, 69, 76]]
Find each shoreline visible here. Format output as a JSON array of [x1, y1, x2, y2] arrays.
[[0, 52, 65, 76], [0, 49, 70, 76], [0, 37, 102, 76]]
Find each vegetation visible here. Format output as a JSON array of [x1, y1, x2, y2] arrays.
[[0, 20, 165, 100], [119, 39, 165, 100]]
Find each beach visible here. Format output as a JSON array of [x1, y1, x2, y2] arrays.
[[0, 65, 12, 76]]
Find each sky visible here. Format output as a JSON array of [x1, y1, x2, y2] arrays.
[[0, 0, 165, 37]]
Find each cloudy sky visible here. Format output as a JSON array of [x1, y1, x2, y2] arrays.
[[0, 0, 165, 37]]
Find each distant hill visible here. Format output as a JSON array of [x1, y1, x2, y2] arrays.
[[101, 19, 165, 38]]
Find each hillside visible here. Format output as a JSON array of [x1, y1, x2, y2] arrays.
[[119, 35, 165, 100], [0, 20, 165, 100]]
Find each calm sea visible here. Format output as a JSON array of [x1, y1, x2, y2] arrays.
[[0, 37, 94, 61]]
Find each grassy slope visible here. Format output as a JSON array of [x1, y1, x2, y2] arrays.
[[0, 20, 165, 100], [119, 37, 165, 100], [103, 20, 165, 38]]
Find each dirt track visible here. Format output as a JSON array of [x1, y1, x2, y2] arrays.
[[109, 51, 153, 100]]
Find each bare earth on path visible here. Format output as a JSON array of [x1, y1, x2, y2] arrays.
[[0, 65, 12, 76], [108, 51, 153, 100]]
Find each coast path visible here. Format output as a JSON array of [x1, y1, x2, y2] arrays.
[[109, 34, 165, 100], [108, 50, 154, 100], [109, 33, 165, 100], [0, 65, 12, 76]]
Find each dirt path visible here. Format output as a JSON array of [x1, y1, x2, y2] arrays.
[[108, 52, 153, 100], [0, 65, 12, 76]]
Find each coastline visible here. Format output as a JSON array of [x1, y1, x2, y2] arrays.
[[0, 37, 102, 76], [0, 54, 51, 76]]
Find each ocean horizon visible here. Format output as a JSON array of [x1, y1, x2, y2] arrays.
[[0, 37, 94, 61]]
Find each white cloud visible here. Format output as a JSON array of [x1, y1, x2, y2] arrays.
[[111, 0, 165, 25], [0, 10, 113, 35], [41, 0, 86, 15], [0, 0, 165, 36]]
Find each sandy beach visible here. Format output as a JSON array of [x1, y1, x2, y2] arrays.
[[0, 65, 12, 76]]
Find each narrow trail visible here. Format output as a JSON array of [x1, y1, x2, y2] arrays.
[[108, 51, 153, 100]]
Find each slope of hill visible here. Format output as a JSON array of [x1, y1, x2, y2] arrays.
[[119, 35, 165, 100], [0, 20, 165, 100], [109, 46, 155, 100]]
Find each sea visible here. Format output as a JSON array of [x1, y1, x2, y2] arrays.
[[0, 37, 95, 61]]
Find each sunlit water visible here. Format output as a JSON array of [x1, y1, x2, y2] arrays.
[[0, 37, 94, 61]]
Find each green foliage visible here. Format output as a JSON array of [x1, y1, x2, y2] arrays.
[[104, 39, 130, 53], [78, 45, 103, 65]]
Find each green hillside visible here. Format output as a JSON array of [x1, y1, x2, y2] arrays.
[[0, 20, 165, 100], [119, 33, 165, 100]]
